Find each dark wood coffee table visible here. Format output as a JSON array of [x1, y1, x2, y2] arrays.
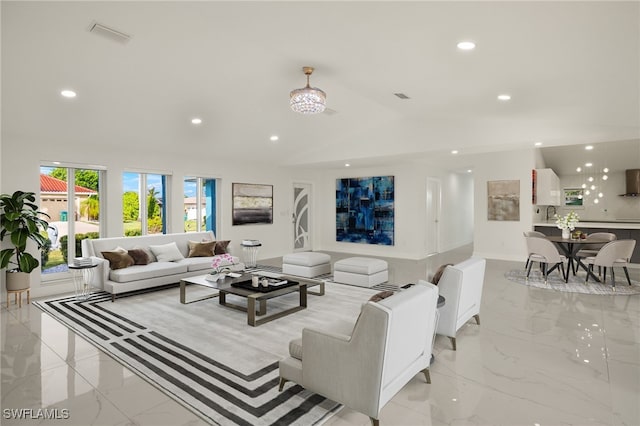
[[180, 273, 308, 326]]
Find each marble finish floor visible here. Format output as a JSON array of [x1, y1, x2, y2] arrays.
[[2, 246, 639, 426]]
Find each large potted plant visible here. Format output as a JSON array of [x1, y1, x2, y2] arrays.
[[0, 191, 50, 291]]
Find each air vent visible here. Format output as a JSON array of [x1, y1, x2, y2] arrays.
[[88, 22, 131, 44], [394, 93, 410, 99]]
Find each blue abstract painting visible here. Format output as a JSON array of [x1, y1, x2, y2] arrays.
[[336, 176, 394, 245]]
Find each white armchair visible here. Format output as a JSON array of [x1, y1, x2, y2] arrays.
[[436, 257, 486, 350], [278, 282, 439, 426]]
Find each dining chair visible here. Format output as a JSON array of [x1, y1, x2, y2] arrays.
[[575, 232, 617, 275], [584, 240, 636, 289], [523, 231, 546, 270], [525, 237, 568, 284]]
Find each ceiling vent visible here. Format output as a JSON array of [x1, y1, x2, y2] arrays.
[[88, 22, 131, 44], [394, 93, 410, 99]]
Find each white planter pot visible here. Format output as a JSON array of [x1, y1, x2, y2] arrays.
[[6, 271, 31, 291], [561, 229, 571, 239]]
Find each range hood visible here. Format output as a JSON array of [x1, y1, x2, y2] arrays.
[[620, 169, 640, 197]]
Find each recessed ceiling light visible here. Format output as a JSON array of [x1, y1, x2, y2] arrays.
[[497, 94, 511, 101], [60, 90, 76, 98], [602, 175, 608, 180], [588, 177, 594, 182], [581, 184, 586, 188], [191, 118, 202, 125], [585, 163, 592, 167], [585, 190, 591, 195], [576, 167, 582, 172], [585, 145, 593, 150], [534, 142, 543, 147], [344, 163, 350, 167], [598, 193, 603, 198], [270, 135, 279, 142], [467, 169, 472, 173], [603, 167, 609, 173], [451, 150, 459, 154], [456, 41, 476, 51], [590, 185, 596, 190]]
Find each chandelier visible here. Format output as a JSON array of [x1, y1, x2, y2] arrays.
[[290, 66, 326, 114]]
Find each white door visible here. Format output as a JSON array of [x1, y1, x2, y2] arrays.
[[426, 177, 441, 255], [292, 183, 312, 251]]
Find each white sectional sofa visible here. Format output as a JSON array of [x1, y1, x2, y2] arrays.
[[82, 231, 243, 301]]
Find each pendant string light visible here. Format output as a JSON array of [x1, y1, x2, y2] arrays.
[[290, 66, 326, 114]]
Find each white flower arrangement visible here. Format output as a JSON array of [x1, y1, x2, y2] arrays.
[[555, 211, 580, 231]]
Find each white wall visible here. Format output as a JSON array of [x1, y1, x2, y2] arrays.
[[473, 148, 536, 262], [305, 161, 474, 260], [556, 171, 640, 221]]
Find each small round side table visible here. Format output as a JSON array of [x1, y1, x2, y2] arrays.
[[68, 263, 98, 301], [241, 241, 262, 268]]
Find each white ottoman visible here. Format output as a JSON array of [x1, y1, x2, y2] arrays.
[[282, 252, 331, 278], [333, 257, 389, 288]]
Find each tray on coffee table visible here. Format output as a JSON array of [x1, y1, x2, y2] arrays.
[[231, 278, 298, 293]]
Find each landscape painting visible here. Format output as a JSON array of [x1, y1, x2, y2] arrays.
[[232, 183, 273, 225], [336, 176, 394, 245], [487, 180, 520, 221]]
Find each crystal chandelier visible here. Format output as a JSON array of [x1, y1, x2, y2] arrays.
[[290, 66, 326, 114]]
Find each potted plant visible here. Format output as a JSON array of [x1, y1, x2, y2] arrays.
[[0, 191, 50, 291]]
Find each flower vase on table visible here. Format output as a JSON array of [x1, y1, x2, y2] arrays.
[[555, 211, 579, 240]]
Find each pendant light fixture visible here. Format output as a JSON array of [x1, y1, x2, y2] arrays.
[[290, 66, 326, 114]]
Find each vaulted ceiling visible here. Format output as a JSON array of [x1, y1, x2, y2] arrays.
[[3, 1, 639, 169]]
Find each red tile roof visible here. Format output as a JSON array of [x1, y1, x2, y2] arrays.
[[40, 174, 96, 194]]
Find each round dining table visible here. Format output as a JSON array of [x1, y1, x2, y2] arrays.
[[545, 236, 609, 282]]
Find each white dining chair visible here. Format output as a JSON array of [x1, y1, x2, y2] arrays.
[[523, 231, 546, 270], [575, 232, 617, 275], [525, 237, 568, 284], [584, 240, 636, 289]]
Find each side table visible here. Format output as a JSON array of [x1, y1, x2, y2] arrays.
[[68, 263, 98, 301], [241, 240, 262, 268]]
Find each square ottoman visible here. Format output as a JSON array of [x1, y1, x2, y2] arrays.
[[333, 257, 389, 288], [282, 252, 331, 278]]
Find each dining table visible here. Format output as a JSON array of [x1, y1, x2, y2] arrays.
[[545, 236, 609, 282]]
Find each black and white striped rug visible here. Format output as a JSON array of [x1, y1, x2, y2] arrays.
[[33, 289, 344, 425]]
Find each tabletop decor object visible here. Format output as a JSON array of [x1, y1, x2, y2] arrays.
[[555, 211, 580, 239]]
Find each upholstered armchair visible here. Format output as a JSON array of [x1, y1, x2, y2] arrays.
[[435, 257, 486, 350], [278, 282, 439, 426], [584, 239, 636, 288]]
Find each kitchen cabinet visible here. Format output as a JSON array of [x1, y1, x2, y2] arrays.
[[535, 168, 561, 206]]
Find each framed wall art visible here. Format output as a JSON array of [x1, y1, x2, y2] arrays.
[[232, 183, 273, 225], [563, 188, 584, 208], [487, 180, 520, 221], [336, 175, 394, 245]]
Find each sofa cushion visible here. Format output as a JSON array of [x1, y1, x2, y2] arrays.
[[188, 240, 216, 257], [109, 261, 189, 283], [128, 249, 151, 265], [369, 290, 395, 302], [179, 257, 214, 272], [133, 246, 157, 263], [149, 242, 185, 262], [101, 251, 134, 270], [214, 240, 231, 255]]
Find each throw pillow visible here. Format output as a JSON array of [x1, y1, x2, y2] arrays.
[[149, 242, 185, 262], [187, 240, 216, 257], [133, 246, 157, 262], [101, 251, 134, 270], [369, 290, 395, 302], [214, 240, 231, 255], [432, 263, 453, 285], [128, 249, 150, 265]]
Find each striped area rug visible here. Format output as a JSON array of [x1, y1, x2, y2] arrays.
[[34, 289, 343, 425]]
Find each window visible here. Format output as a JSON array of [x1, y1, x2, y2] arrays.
[[123, 172, 168, 236], [183, 177, 217, 234], [40, 165, 104, 279]]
